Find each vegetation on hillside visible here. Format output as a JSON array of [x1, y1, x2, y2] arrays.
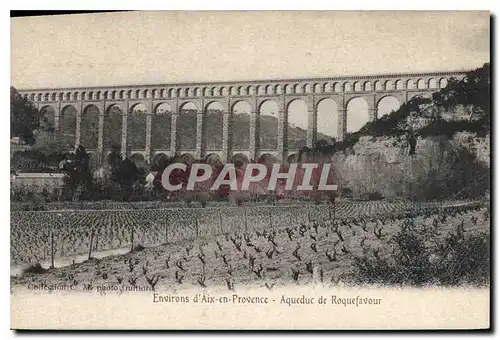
[[333, 63, 490, 153], [310, 64, 491, 201]]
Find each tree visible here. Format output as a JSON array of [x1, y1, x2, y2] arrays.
[[113, 158, 143, 188], [10, 87, 39, 145], [31, 130, 74, 158], [63, 145, 93, 204], [107, 146, 122, 170], [314, 139, 329, 150], [432, 63, 490, 124], [407, 131, 417, 156], [106, 148, 144, 201]]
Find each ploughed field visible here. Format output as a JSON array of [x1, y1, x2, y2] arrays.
[[10, 200, 471, 266], [11, 202, 490, 291]]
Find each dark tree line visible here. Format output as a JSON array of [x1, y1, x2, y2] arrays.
[[432, 63, 490, 124], [64, 144, 147, 202], [11, 87, 39, 145]]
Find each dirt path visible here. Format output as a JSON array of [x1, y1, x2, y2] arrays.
[[11, 246, 131, 277]]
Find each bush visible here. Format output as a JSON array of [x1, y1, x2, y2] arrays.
[[340, 187, 353, 199], [11, 184, 48, 210], [352, 219, 490, 287], [22, 263, 48, 275], [360, 192, 384, 201], [435, 232, 490, 286], [131, 243, 145, 252]]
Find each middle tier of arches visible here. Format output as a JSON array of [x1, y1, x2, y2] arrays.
[[38, 92, 429, 160]]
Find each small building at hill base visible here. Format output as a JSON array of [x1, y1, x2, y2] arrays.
[[11, 172, 68, 196]]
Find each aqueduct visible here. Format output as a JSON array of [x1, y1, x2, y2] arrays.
[[17, 70, 467, 167]]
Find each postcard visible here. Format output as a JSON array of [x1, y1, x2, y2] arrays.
[[10, 10, 490, 330]]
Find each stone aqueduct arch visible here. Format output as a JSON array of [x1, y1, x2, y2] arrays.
[[19, 71, 465, 166]]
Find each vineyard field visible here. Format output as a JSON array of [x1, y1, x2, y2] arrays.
[[11, 202, 490, 291], [10, 200, 484, 267]]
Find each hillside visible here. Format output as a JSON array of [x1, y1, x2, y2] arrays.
[[334, 63, 490, 153], [308, 64, 491, 201]]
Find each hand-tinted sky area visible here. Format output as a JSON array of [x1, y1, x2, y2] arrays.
[[11, 11, 489, 137]]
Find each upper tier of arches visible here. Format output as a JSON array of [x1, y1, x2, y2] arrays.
[[18, 72, 464, 103]]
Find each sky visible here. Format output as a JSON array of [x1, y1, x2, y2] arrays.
[[11, 11, 490, 137]]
